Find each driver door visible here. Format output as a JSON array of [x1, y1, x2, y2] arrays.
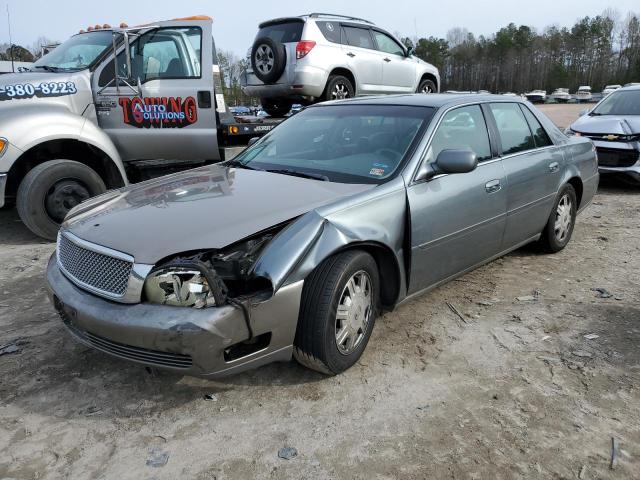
[[406, 104, 507, 293], [92, 20, 217, 161]]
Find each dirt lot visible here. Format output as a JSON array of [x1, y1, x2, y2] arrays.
[[1, 104, 638, 479]]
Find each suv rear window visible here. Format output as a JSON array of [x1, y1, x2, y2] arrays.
[[317, 21, 342, 44], [258, 21, 303, 43]]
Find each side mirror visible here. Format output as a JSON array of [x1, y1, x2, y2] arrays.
[[406, 46, 414, 57], [247, 137, 260, 147], [415, 149, 478, 182], [579, 108, 589, 117]]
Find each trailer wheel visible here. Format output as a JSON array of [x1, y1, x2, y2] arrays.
[[17, 160, 106, 240]]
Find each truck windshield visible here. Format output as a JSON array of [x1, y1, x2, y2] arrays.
[[591, 90, 640, 116], [32, 31, 113, 71], [229, 104, 433, 184]]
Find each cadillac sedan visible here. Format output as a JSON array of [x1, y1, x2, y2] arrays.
[[46, 94, 598, 377], [567, 84, 640, 184]]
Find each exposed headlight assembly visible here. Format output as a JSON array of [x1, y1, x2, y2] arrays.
[[144, 261, 227, 308]]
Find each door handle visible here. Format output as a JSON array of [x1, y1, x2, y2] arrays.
[[485, 179, 501, 193], [346, 52, 356, 58], [548, 162, 559, 173], [197, 90, 211, 108], [383, 57, 391, 62]]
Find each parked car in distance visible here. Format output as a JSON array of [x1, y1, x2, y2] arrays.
[[566, 84, 640, 184], [230, 106, 252, 116], [290, 103, 304, 114], [525, 90, 547, 103], [551, 88, 571, 103], [46, 94, 598, 378], [242, 13, 440, 116], [575, 86, 593, 102], [602, 84, 622, 96]]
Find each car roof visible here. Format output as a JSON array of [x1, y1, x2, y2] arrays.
[[312, 93, 527, 109], [620, 84, 640, 91]]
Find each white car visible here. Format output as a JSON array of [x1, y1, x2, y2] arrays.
[[575, 86, 593, 103], [603, 84, 622, 96]]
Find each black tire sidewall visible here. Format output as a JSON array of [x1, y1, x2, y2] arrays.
[[260, 98, 293, 117], [543, 184, 577, 252], [251, 37, 286, 84], [324, 75, 355, 101], [17, 160, 106, 240], [321, 252, 380, 373], [417, 79, 436, 93]]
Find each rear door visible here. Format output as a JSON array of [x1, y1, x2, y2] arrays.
[[92, 19, 217, 161], [487, 102, 562, 248], [371, 30, 416, 92], [342, 25, 383, 94], [407, 104, 507, 293]]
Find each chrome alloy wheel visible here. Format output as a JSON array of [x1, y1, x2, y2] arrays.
[[335, 270, 372, 355], [331, 82, 350, 100], [255, 44, 275, 75], [554, 194, 573, 242]]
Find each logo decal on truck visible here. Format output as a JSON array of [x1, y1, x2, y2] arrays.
[[0, 81, 77, 101], [119, 96, 198, 128]]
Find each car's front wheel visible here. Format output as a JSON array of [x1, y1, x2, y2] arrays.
[[294, 250, 379, 374], [539, 184, 577, 253], [261, 98, 293, 117], [417, 78, 437, 94]]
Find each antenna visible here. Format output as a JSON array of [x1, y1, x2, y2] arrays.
[[6, 4, 14, 73]]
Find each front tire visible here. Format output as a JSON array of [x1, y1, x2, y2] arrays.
[[416, 79, 437, 94], [294, 250, 380, 375], [538, 184, 577, 253], [261, 98, 293, 117], [324, 75, 355, 102], [17, 160, 106, 240]]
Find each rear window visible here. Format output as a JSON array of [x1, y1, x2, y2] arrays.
[[520, 105, 553, 147], [317, 21, 342, 43], [489, 103, 535, 155], [344, 26, 374, 50], [258, 22, 303, 43]]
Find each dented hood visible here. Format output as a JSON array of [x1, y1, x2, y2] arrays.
[[63, 164, 375, 264]]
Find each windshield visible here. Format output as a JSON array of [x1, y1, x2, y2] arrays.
[[591, 89, 640, 116], [33, 31, 113, 71], [230, 104, 433, 184]]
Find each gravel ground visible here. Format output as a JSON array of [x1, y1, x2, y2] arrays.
[[0, 104, 638, 480]]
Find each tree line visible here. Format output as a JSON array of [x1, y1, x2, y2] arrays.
[[403, 9, 640, 93]]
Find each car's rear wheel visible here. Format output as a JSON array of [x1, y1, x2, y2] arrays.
[[538, 184, 577, 253], [324, 75, 355, 102], [17, 160, 106, 240], [261, 97, 293, 117], [294, 250, 379, 375], [417, 79, 437, 94]]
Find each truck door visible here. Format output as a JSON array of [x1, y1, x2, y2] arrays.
[[92, 19, 218, 161]]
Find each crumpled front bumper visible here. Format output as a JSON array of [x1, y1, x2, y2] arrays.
[[593, 140, 640, 182], [45, 254, 303, 378]]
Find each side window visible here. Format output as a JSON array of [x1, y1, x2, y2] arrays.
[[373, 31, 404, 56], [317, 21, 342, 44], [489, 103, 535, 155], [343, 26, 374, 50], [98, 27, 201, 87], [520, 105, 553, 148], [425, 105, 492, 164]]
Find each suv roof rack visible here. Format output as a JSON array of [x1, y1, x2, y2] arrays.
[[307, 13, 374, 25]]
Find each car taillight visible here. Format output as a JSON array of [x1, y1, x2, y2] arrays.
[[296, 41, 316, 60]]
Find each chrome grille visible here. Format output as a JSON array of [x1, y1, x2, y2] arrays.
[[57, 233, 133, 297]]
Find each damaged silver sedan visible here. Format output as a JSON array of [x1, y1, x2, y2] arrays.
[[46, 94, 598, 377]]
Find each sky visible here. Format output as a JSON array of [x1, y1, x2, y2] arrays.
[[3, 0, 640, 56]]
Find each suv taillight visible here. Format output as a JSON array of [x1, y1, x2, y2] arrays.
[[296, 40, 316, 60]]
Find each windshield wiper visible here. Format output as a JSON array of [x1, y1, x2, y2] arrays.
[[224, 159, 263, 171], [265, 169, 329, 182], [34, 65, 61, 72], [589, 112, 603, 116]]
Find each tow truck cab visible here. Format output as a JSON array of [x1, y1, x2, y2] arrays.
[[0, 16, 277, 240]]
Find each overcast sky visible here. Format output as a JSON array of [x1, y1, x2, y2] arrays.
[[4, 0, 640, 55]]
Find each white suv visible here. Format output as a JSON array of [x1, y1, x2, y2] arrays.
[[242, 13, 440, 117]]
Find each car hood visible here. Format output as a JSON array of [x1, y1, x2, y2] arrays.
[[63, 164, 375, 264], [571, 115, 640, 135]]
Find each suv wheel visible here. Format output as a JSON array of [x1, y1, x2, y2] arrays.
[[324, 75, 355, 101], [251, 37, 286, 84], [417, 79, 437, 94], [261, 98, 293, 117]]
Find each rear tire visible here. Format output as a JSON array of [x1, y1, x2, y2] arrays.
[[323, 75, 355, 102], [293, 250, 380, 375], [17, 160, 106, 240], [261, 98, 293, 117], [416, 78, 437, 94], [538, 184, 577, 253]]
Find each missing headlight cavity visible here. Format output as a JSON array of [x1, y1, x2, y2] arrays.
[[144, 267, 226, 308]]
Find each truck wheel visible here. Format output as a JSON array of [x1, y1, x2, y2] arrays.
[[324, 75, 355, 101], [17, 160, 106, 240], [417, 79, 437, 93], [251, 37, 286, 84], [261, 98, 293, 117], [538, 184, 577, 253], [293, 250, 380, 375]]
